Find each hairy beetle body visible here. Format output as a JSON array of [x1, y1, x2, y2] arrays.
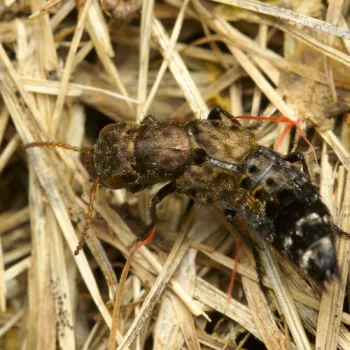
[[26, 106, 342, 286], [175, 145, 338, 284]]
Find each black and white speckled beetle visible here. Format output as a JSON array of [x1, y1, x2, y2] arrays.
[[25, 106, 344, 287]]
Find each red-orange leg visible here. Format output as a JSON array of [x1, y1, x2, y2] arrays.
[[227, 237, 243, 304], [234, 115, 317, 161], [132, 226, 157, 253], [274, 123, 293, 151]]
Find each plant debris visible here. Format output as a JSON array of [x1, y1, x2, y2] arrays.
[[0, 0, 350, 349]]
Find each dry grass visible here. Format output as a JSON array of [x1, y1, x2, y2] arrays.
[[0, 0, 350, 349]]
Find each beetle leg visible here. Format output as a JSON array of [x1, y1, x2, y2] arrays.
[[128, 184, 149, 193], [150, 182, 177, 223], [332, 222, 350, 239], [283, 152, 311, 181], [208, 105, 242, 126], [245, 120, 262, 130], [225, 210, 264, 288], [207, 105, 224, 120], [132, 182, 177, 251]]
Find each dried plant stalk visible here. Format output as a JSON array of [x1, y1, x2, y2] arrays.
[[1, 0, 350, 348]]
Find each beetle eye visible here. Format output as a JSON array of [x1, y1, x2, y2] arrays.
[[101, 176, 128, 189], [99, 123, 119, 137], [83, 151, 98, 180]]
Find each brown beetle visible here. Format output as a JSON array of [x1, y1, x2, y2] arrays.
[[25, 106, 345, 287]]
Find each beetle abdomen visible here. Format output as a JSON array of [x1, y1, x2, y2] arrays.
[[238, 146, 338, 285]]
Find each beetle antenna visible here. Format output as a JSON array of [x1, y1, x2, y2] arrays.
[[74, 178, 100, 255], [24, 141, 91, 153]]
